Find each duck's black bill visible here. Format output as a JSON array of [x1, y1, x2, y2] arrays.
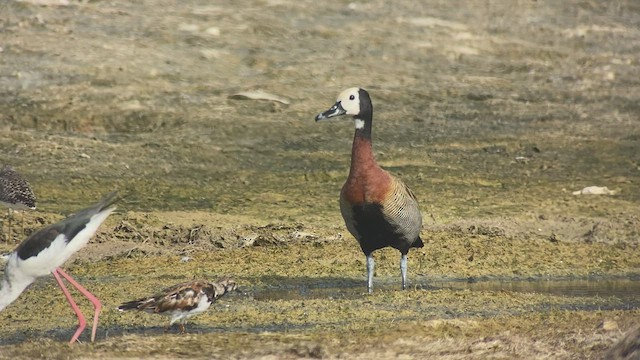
[[315, 102, 346, 121]]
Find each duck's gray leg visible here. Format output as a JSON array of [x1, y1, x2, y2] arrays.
[[366, 253, 375, 293]]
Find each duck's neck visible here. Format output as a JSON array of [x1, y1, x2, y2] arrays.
[[349, 112, 378, 176]]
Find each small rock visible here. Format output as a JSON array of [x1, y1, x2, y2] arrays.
[[291, 231, 318, 240], [229, 90, 290, 105], [200, 49, 227, 60], [120, 100, 145, 111], [178, 23, 199, 32], [572, 186, 617, 195], [241, 234, 258, 247], [598, 319, 619, 332], [483, 145, 507, 154], [204, 27, 220, 36], [17, 0, 69, 5]]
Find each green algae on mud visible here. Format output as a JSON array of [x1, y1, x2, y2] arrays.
[[1, 308, 638, 359], [0, 196, 639, 360], [1, 216, 639, 358], [4, 213, 636, 283]]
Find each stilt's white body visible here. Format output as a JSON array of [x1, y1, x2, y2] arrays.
[[0, 208, 114, 311], [0, 193, 117, 344]]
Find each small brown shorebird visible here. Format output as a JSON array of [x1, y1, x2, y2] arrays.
[[315, 88, 424, 293], [0, 165, 36, 242], [117, 278, 237, 334], [0, 192, 118, 344]]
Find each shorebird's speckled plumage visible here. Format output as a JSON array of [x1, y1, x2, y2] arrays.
[[0, 165, 36, 241], [316, 88, 423, 292], [0, 165, 36, 210], [118, 278, 237, 333]]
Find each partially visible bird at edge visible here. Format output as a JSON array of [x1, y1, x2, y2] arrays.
[[0, 165, 37, 243]]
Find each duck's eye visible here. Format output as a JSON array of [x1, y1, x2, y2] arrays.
[[349, 95, 355, 100]]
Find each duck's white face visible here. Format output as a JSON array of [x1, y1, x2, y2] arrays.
[[335, 87, 361, 116], [315, 87, 362, 122]]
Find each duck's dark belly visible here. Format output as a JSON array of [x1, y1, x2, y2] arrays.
[[341, 201, 409, 254]]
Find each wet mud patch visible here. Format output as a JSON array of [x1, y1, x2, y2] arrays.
[[1, 215, 639, 358], [1, 207, 639, 359]]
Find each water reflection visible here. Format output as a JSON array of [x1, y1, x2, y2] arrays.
[[442, 278, 639, 299], [253, 276, 640, 306]]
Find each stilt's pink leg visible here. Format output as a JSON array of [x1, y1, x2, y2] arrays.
[[52, 269, 86, 345], [56, 267, 102, 342]]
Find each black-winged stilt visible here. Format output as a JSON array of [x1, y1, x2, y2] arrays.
[[117, 277, 237, 334], [0, 192, 118, 344]]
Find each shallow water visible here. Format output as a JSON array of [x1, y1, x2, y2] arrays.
[[253, 276, 640, 308], [3, 276, 636, 346], [441, 277, 640, 300]]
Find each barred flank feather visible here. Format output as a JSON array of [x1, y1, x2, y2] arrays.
[[381, 176, 423, 249]]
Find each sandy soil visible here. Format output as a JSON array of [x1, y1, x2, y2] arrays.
[[1, 0, 639, 358]]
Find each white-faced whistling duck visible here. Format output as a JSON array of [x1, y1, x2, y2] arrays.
[[315, 87, 423, 293]]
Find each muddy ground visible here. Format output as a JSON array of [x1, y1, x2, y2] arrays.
[[1, 0, 640, 358]]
